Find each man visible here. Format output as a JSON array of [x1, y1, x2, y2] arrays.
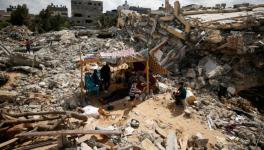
[[92, 70, 100, 86], [25, 39, 33, 54], [172, 82, 187, 105], [129, 80, 142, 107], [100, 62, 111, 92]]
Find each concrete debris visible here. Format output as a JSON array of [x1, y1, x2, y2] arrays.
[[187, 133, 208, 149], [0, 90, 18, 103], [227, 86, 236, 96], [166, 131, 178, 150], [142, 138, 159, 150]]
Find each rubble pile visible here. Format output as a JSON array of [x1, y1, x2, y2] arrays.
[[115, 0, 264, 149], [117, 0, 264, 103], [185, 92, 264, 149], [0, 25, 33, 40]]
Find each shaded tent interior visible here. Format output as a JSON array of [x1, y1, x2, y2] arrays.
[[78, 48, 168, 108]]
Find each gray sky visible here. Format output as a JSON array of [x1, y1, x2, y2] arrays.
[[0, 0, 263, 16]]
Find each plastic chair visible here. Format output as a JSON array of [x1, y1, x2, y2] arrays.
[[85, 74, 99, 96]]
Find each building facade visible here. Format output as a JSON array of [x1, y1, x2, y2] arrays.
[[47, 3, 68, 17], [182, 4, 203, 11], [6, 5, 17, 13], [117, 0, 129, 11], [117, 0, 151, 14], [71, 0, 103, 27], [0, 10, 10, 22]]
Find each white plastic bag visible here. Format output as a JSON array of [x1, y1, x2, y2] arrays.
[[82, 105, 99, 118]]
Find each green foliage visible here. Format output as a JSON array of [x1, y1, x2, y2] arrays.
[[31, 8, 70, 33], [98, 13, 117, 28], [10, 4, 30, 26], [0, 21, 10, 29]]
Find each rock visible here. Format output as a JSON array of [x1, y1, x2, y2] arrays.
[[186, 68, 196, 78], [39, 82, 46, 87], [223, 64, 232, 73], [130, 119, 140, 128], [0, 90, 18, 102], [227, 87, 236, 95], [197, 67, 203, 76], [184, 108, 192, 118], [187, 133, 208, 149], [206, 30, 223, 44], [249, 145, 261, 150], [142, 138, 158, 150], [11, 66, 40, 74], [207, 66, 224, 78], [208, 79, 219, 87], [200, 57, 224, 78], [155, 126, 167, 138], [124, 126, 135, 136], [197, 76, 206, 88], [80, 143, 93, 150]]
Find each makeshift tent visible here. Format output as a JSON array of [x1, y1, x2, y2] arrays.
[[79, 48, 169, 100]]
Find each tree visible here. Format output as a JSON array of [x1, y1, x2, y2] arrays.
[[30, 8, 70, 33], [10, 4, 30, 26], [98, 13, 118, 28], [0, 21, 10, 29]]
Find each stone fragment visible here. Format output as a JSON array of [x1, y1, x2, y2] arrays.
[[166, 131, 178, 150], [186, 68, 196, 78], [142, 138, 158, 150], [227, 87, 236, 95], [187, 133, 208, 149], [39, 82, 46, 87], [184, 108, 191, 118], [206, 30, 223, 44], [80, 143, 93, 150]]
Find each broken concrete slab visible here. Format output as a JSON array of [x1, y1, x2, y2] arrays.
[[142, 138, 159, 150], [166, 131, 178, 150]]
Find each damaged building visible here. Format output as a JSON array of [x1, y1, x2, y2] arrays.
[[0, 0, 264, 149], [47, 3, 68, 17], [71, 0, 103, 27]]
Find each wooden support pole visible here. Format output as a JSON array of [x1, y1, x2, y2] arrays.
[[15, 140, 57, 150], [149, 37, 169, 55], [16, 130, 122, 137], [146, 59, 150, 95], [80, 49, 84, 102], [2, 116, 60, 125], [0, 138, 19, 149]]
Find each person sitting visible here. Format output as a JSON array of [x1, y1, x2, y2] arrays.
[[172, 82, 187, 105], [129, 80, 142, 107]]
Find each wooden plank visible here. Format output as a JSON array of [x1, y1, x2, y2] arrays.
[[0, 138, 19, 149], [15, 140, 56, 150], [16, 130, 122, 137], [155, 126, 167, 138]]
